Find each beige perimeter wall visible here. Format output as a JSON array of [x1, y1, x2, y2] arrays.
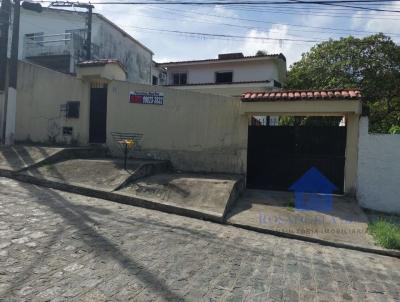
[[107, 81, 247, 173], [15, 61, 90, 145]]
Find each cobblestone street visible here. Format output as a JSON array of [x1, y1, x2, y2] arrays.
[[0, 177, 399, 301]]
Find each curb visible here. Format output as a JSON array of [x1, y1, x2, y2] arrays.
[[227, 221, 400, 259], [1, 169, 399, 259], [0, 169, 224, 224]]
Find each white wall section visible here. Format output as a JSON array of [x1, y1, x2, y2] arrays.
[[357, 117, 400, 214]]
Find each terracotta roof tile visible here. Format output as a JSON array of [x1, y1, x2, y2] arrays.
[[241, 89, 362, 102]]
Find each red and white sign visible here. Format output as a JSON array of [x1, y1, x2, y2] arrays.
[[129, 91, 164, 105]]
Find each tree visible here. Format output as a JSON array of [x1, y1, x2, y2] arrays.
[[286, 34, 400, 133], [255, 50, 268, 56]]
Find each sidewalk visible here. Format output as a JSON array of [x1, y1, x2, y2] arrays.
[[227, 189, 379, 250]]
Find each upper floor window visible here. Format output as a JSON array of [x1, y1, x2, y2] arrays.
[[172, 72, 187, 85], [215, 71, 233, 83]]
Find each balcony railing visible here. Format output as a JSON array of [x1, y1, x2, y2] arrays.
[[23, 33, 86, 59], [22, 32, 102, 74]]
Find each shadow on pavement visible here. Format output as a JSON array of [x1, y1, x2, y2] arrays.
[[6, 182, 185, 301]]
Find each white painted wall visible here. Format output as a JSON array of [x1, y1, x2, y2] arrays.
[[12, 8, 85, 60], [10, 7, 153, 83], [357, 117, 400, 214], [165, 59, 285, 85]]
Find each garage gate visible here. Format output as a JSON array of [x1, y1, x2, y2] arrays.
[[246, 124, 347, 193]]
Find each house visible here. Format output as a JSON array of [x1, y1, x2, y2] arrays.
[[8, 5, 154, 84], [151, 61, 167, 86], [159, 52, 287, 96]]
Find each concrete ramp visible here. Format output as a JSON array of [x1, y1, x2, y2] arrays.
[[118, 173, 245, 221], [0, 145, 64, 171], [23, 158, 170, 192]]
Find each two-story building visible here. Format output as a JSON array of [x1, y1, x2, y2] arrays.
[[159, 52, 287, 97], [9, 5, 154, 84]]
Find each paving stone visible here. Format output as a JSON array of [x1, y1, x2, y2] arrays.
[[0, 177, 399, 301]]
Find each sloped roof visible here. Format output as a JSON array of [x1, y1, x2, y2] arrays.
[[78, 59, 127, 74], [160, 53, 286, 66]]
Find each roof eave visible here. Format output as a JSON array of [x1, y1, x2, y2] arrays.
[[160, 55, 284, 67]]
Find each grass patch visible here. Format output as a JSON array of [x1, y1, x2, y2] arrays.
[[368, 218, 400, 250], [286, 199, 295, 211]]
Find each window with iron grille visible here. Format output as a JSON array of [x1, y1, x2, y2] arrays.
[[63, 127, 73, 135], [66, 101, 80, 119]]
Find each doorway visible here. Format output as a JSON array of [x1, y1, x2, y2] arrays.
[[89, 86, 107, 144]]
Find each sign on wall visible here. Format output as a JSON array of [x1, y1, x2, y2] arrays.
[[129, 91, 164, 105]]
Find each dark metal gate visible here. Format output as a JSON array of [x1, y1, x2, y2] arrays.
[[89, 87, 108, 144], [247, 125, 346, 193]]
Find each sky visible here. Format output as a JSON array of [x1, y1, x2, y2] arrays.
[[90, 1, 400, 67]]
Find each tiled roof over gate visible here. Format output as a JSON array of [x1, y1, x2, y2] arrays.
[[241, 89, 362, 101]]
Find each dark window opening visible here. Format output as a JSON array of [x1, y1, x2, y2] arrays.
[[172, 73, 187, 85], [152, 76, 158, 85], [66, 101, 80, 118], [273, 80, 282, 88], [62, 127, 73, 136], [215, 71, 233, 83]]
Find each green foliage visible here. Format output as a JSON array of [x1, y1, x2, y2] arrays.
[[255, 50, 268, 56], [278, 116, 342, 127], [286, 199, 295, 211], [286, 34, 400, 133], [368, 218, 400, 250], [389, 125, 400, 134]]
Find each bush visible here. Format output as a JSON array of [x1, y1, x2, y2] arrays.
[[368, 218, 400, 250]]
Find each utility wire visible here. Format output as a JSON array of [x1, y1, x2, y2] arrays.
[[127, 25, 321, 42], [150, 5, 400, 36]]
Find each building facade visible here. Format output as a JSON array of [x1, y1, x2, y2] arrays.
[[159, 52, 287, 96], [8, 6, 153, 84]]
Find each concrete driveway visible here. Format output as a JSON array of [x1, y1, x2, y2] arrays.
[[227, 190, 376, 249]]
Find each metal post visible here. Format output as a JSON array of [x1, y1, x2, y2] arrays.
[[86, 5, 92, 60], [2, 0, 19, 144], [0, 0, 10, 91], [124, 143, 128, 170]]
